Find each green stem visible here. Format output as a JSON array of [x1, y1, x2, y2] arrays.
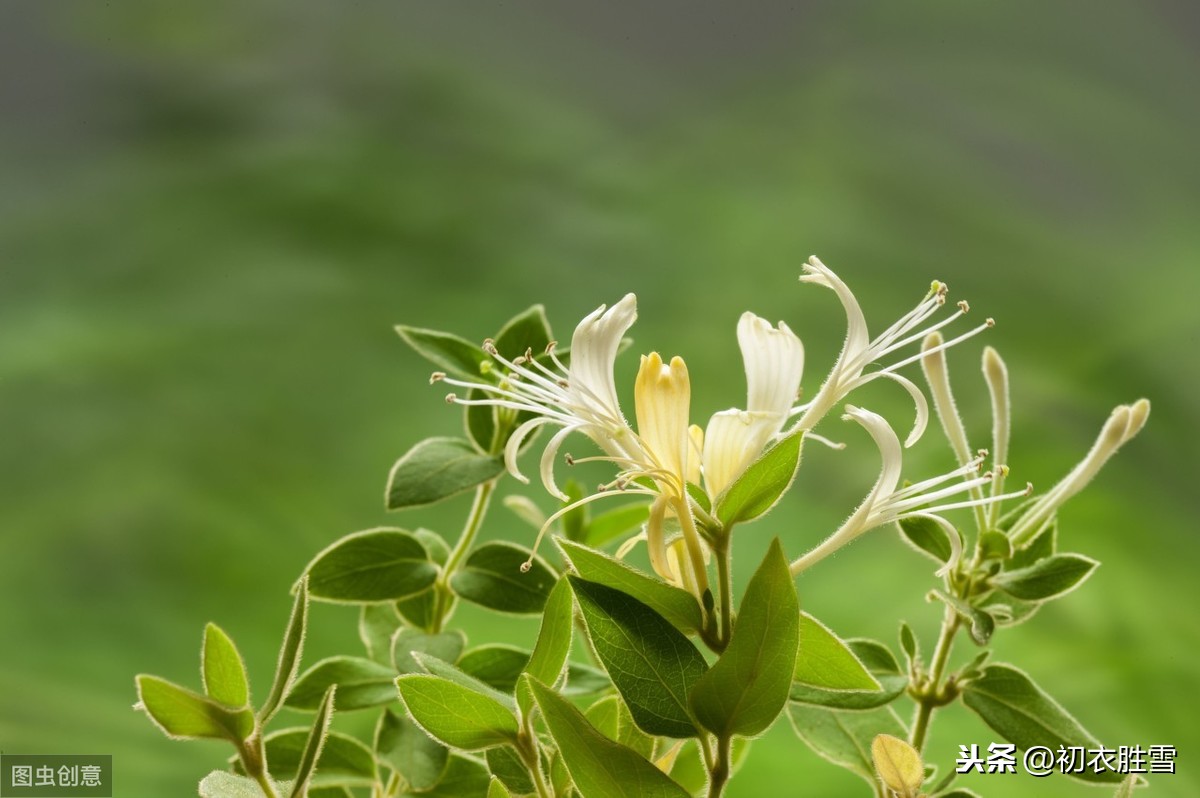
[[910, 606, 960, 753], [707, 734, 732, 798], [715, 532, 734, 648], [518, 726, 553, 798], [432, 479, 497, 631], [238, 735, 279, 798]]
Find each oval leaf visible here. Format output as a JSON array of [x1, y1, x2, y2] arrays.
[[715, 428, 804, 526], [392, 629, 466, 674], [570, 577, 708, 738], [872, 733, 924, 795], [787, 703, 907, 788], [304, 528, 438, 604], [136, 675, 254, 743], [689, 539, 799, 738], [458, 645, 531, 693], [897, 516, 955, 565], [396, 674, 519, 751], [961, 663, 1122, 784], [526, 677, 692, 798], [558, 538, 703, 635], [387, 437, 504, 509], [450, 542, 557, 614], [375, 709, 447, 792], [790, 638, 907, 710], [585, 502, 652, 548], [199, 771, 291, 798], [794, 613, 881, 691], [991, 553, 1098, 601], [285, 656, 397, 712], [202, 623, 250, 708], [395, 325, 487, 378]]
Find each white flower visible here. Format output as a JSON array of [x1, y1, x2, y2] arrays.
[[1007, 398, 1149, 545], [789, 406, 1030, 576], [435, 293, 640, 501], [701, 312, 805, 497], [794, 257, 994, 446]]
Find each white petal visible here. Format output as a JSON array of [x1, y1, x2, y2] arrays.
[[738, 312, 804, 417], [702, 409, 781, 497], [801, 257, 869, 368], [634, 353, 691, 485], [539, 424, 579, 501], [569, 293, 637, 421], [843, 405, 904, 502], [873, 371, 929, 447], [645, 496, 673, 581], [504, 416, 556, 483]]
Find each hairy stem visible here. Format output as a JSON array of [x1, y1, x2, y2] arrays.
[[715, 532, 734, 648], [432, 479, 497, 631], [910, 605, 960, 752], [707, 734, 732, 798], [238, 734, 279, 798]]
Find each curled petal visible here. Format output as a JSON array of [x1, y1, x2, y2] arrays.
[[539, 424, 579, 501], [907, 513, 964, 577], [504, 416, 556, 483], [645, 496, 672, 581], [874, 371, 930, 447]]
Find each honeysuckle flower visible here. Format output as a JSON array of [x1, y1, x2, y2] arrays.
[[1007, 398, 1150, 546], [434, 293, 640, 502], [793, 256, 994, 446], [701, 312, 805, 497], [789, 405, 1031, 576]]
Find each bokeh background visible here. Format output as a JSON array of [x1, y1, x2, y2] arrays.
[[1, 2, 1197, 796]]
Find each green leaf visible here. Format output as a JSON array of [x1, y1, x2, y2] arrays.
[[375, 709, 447, 792], [526, 677, 692, 798], [560, 479, 588, 541], [789, 635, 908, 710], [977, 593, 1041, 628], [990, 553, 1099, 601], [392, 629, 466, 674], [793, 613, 881, 691], [387, 437, 505, 509], [466, 389, 499, 454], [485, 746, 535, 796], [978, 529, 1013, 561], [1007, 521, 1057, 571], [304, 528, 439, 603], [898, 622, 918, 672], [558, 538, 703, 635], [199, 771, 291, 798], [395, 325, 486, 378], [413, 528, 452, 564], [690, 539, 799, 738], [871, 733, 924, 796], [488, 776, 514, 798], [564, 662, 611, 697], [786, 703, 907, 787], [518, 578, 575, 714], [714, 428, 803, 526], [585, 502, 651, 548], [929, 589, 995, 646], [136, 675, 255, 742], [1113, 774, 1140, 798], [289, 685, 336, 798], [961, 663, 1123, 784], [897, 516, 956, 565], [493, 304, 554, 360], [286, 657, 397, 712], [413, 652, 517, 712], [457, 645, 531, 693], [359, 603, 404, 665], [260, 576, 309, 725], [396, 674, 519, 750], [937, 789, 984, 798], [202, 623, 250, 708], [450, 542, 557, 614], [570, 576, 707, 738], [412, 755, 491, 798], [585, 695, 655, 760]]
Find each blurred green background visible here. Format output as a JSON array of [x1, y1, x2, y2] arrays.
[[1, 1, 1197, 796]]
